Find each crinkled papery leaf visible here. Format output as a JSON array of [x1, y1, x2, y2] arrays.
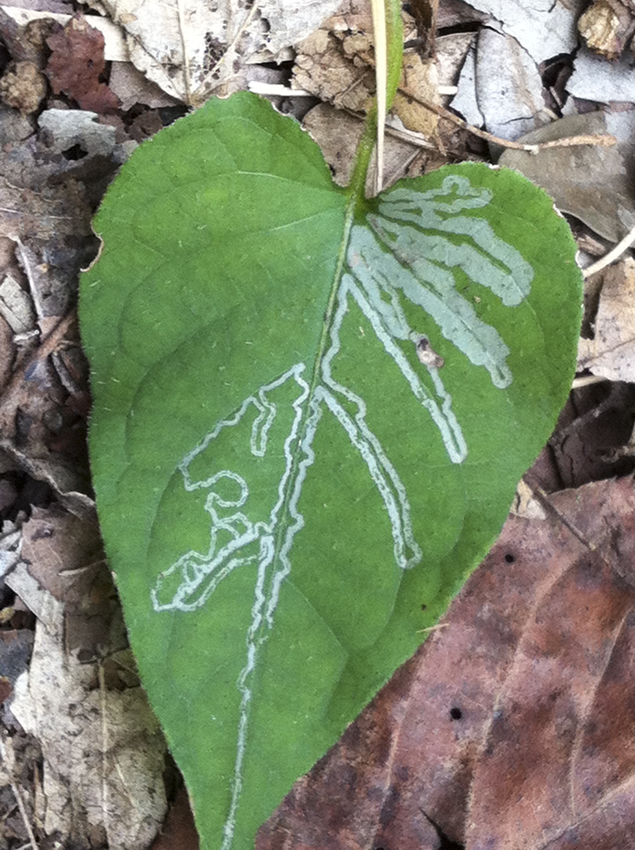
[[79, 92, 582, 849]]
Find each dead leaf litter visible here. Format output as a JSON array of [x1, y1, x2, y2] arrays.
[[1, 1, 635, 848]]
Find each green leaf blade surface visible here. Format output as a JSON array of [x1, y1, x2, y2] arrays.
[[80, 92, 582, 849]]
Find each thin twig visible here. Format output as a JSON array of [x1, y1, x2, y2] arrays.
[[383, 147, 424, 186], [14, 238, 44, 326], [383, 122, 436, 150], [99, 663, 109, 834], [583, 220, 635, 278], [522, 474, 596, 551], [0, 310, 75, 433], [342, 107, 436, 151], [247, 82, 313, 97], [9, 787, 38, 850], [571, 374, 609, 389], [175, 0, 191, 105], [248, 81, 455, 102], [404, 94, 616, 152]]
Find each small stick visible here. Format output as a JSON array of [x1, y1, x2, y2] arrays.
[[247, 82, 313, 97], [383, 121, 436, 150], [583, 220, 635, 278], [248, 82, 459, 100], [9, 783, 38, 850], [0, 310, 75, 433], [14, 237, 45, 326], [405, 94, 616, 153], [571, 374, 609, 389], [341, 107, 437, 151], [175, 0, 191, 105], [522, 474, 595, 552], [99, 663, 110, 834]]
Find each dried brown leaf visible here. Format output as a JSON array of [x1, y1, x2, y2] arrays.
[[303, 103, 427, 190], [293, 1, 438, 136], [151, 787, 200, 850], [45, 14, 119, 113], [7, 560, 166, 849], [499, 112, 635, 243], [259, 476, 635, 850]]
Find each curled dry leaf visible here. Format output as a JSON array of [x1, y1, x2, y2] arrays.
[[258, 475, 635, 850], [533, 382, 635, 492], [453, 27, 545, 144], [462, 0, 585, 65], [567, 42, 635, 103]]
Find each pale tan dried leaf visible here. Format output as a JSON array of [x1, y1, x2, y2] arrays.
[[87, 0, 342, 104]]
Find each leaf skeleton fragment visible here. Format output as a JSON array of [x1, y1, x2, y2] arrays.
[[79, 92, 582, 850]]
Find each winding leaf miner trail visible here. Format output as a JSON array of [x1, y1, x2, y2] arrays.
[[149, 174, 534, 848]]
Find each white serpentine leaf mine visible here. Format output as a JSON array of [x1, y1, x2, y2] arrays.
[[150, 173, 534, 847]]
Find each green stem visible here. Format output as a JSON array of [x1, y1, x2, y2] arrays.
[[347, 106, 379, 214], [345, 0, 403, 210]]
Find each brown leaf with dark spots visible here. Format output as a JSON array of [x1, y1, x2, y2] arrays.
[[45, 14, 119, 113], [258, 476, 635, 850]]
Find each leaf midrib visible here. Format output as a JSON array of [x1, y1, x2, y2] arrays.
[[267, 189, 359, 578]]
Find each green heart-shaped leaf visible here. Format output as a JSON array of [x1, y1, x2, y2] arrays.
[[80, 92, 582, 849]]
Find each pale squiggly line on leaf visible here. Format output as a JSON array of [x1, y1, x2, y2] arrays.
[[150, 173, 535, 849]]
